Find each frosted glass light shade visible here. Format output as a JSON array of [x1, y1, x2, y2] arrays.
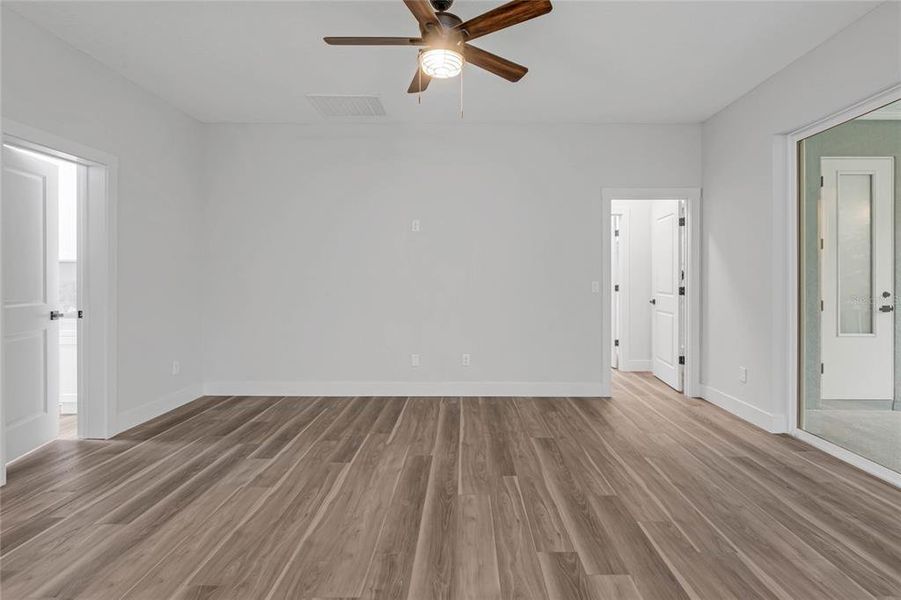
[[420, 49, 463, 79]]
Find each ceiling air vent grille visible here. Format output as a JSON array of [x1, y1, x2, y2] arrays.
[[306, 95, 387, 118]]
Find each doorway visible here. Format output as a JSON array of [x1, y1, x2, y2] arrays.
[[601, 188, 701, 399], [796, 97, 901, 477], [1, 120, 118, 484], [610, 198, 685, 391]]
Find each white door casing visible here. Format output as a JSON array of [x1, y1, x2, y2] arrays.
[[820, 157, 894, 400], [2, 146, 61, 461], [651, 200, 683, 391], [611, 214, 623, 369]]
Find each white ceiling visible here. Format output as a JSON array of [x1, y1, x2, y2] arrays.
[[7, 1, 879, 124]]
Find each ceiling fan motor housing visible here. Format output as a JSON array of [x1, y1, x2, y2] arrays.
[[422, 11, 464, 48]]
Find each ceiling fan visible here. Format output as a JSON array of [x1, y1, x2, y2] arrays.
[[324, 0, 552, 93]]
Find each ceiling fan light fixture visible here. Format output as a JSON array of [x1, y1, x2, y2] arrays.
[[419, 48, 463, 79]]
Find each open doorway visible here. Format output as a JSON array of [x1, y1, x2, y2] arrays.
[[796, 96, 901, 478], [2, 121, 118, 483], [610, 199, 686, 391], [601, 188, 701, 398]]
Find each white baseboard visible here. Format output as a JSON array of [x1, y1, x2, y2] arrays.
[[791, 428, 901, 489], [203, 380, 604, 397], [700, 384, 785, 433], [619, 360, 652, 372], [115, 383, 204, 435]]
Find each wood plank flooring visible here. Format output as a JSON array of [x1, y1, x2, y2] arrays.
[[2, 371, 900, 599]]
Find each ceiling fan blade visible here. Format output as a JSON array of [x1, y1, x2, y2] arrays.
[[464, 44, 527, 82], [456, 0, 552, 41], [403, 0, 441, 32], [407, 68, 432, 93], [324, 36, 425, 46]]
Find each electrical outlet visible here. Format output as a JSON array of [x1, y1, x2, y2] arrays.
[[591, 280, 600, 293], [171, 360, 181, 376], [461, 353, 471, 367], [738, 366, 747, 383], [411, 219, 421, 232], [411, 353, 420, 367]]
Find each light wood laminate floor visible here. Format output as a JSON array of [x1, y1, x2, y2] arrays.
[[2, 371, 900, 600], [58, 414, 78, 441]]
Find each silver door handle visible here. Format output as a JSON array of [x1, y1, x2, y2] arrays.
[[879, 305, 894, 313], [50, 310, 63, 320]]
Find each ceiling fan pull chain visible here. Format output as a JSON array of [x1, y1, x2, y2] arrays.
[[460, 60, 464, 119]]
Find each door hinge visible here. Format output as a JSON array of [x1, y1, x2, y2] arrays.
[[820, 238, 824, 250], [820, 300, 824, 312], [678, 356, 685, 365], [679, 286, 685, 296], [678, 216, 686, 226], [614, 229, 620, 237], [614, 284, 620, 292], [614, 339, 620, 347], [820, 175, 824, 187]]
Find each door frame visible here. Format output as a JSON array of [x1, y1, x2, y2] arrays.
[[600, 187, 702, 398], [1, 119, 118, 484], [779, 83, 901, 488], [610, 213, 623, 370]]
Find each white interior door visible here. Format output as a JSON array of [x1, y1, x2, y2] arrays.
[[820, 157, 894, 400], [3, 146, 60, 461], [651, 200, 682, 391]]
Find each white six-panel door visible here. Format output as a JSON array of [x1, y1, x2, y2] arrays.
[[820, 157, 894, 400], [2, 146, 60, 461], [651, 200, 682, 391]]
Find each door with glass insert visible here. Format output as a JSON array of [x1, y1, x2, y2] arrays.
[[820, 156, 895, 400]]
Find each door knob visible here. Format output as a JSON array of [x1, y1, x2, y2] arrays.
[[879, 305, 894, 313], [50, 310, 63, 320], [649, 299, 656, 305]]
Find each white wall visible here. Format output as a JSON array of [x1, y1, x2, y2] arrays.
[[2, 9, 206, 432], [611, 199, 652, 371], [701, 2, 901, 431], [201, 123, 701, 395]]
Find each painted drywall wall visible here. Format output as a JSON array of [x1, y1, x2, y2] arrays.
[[702, 2, 901, 431], [2, 9, 205, 431], [201, 123, 701, 395], [801, 119, 901, 410], [611, 199, 653, 371]]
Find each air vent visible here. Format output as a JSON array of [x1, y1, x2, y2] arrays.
[[306, 95, 386, 118]]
